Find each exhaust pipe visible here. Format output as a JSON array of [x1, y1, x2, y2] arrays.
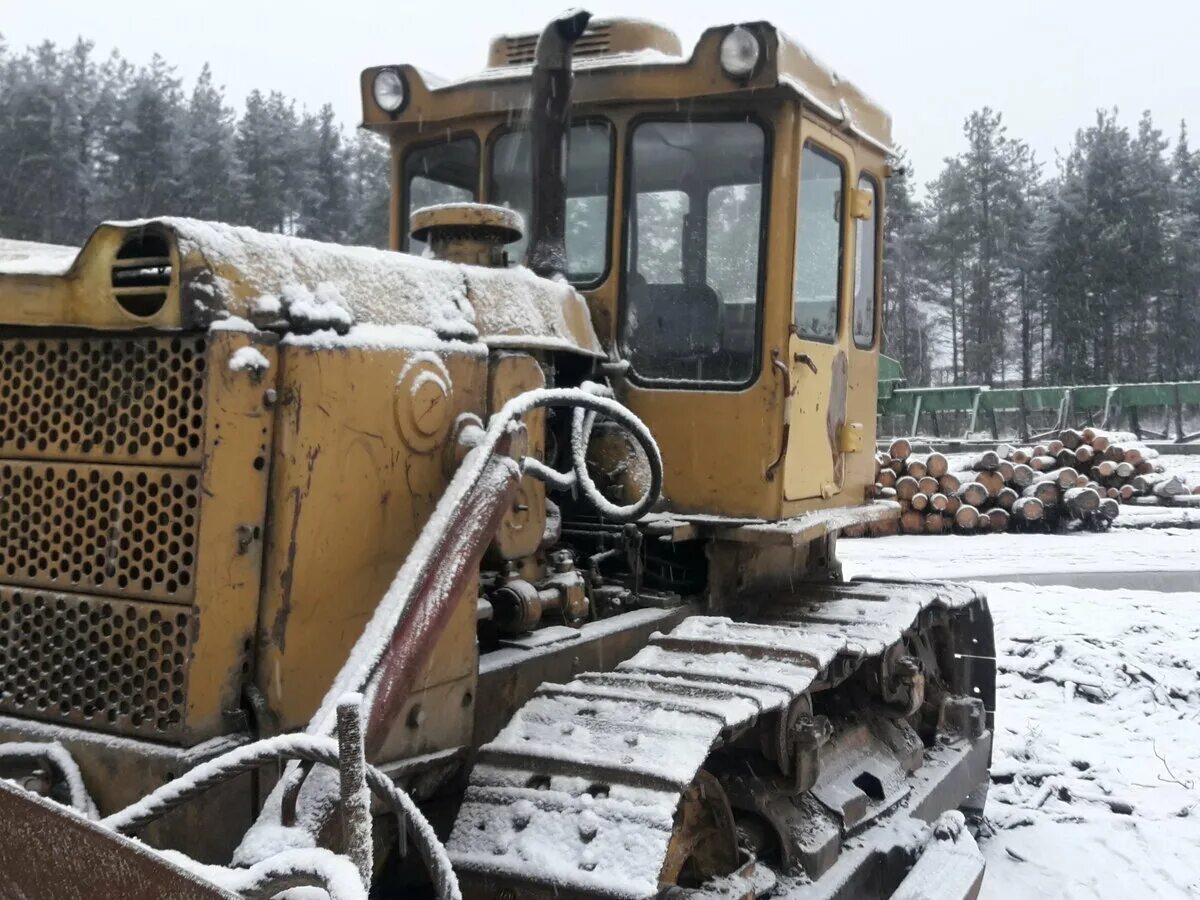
[[524, 8, 592, 279]]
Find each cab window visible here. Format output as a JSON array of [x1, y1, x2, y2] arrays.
[[402, 136, 479, 256], [489, 121, 613, 285], [853, 174, 879, 347], [620, 118, 767, 387], [794, 144, 845, 342]]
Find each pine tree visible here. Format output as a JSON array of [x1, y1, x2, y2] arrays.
[[235, 90, 288, 232], [346, 129, 391, 247], [925, 158, 972, 383], [1008, 141, 1044, 386], [179, 64, 238, 222], [298, 104, 350, 241], [1165, 123, 1200, 383], [1121, 111, 1170, 380], [0, 41, 96, 243], [881, 154, 932, 384], [99, 54, 184, 219]]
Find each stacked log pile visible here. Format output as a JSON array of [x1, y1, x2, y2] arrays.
[[856, 429, 1195, 538]]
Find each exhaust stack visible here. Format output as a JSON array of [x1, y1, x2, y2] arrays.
[[524, 8, 592, 279]]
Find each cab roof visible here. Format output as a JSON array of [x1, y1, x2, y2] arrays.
[[361, 18, 895, 156]]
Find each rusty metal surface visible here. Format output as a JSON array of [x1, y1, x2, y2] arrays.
[[0, 780, 237, 900], [364, 450, 521, 757], [0, 716, 256, 864]]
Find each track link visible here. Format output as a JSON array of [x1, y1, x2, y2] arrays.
[[447, 579, 987, 899]]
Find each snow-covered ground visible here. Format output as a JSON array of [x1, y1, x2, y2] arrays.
[[840, 529, 1200, 586], [843, 531, 1199, 898], [979, 583, 1200, 899]]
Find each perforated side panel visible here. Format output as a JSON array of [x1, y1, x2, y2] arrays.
[[0, 335, 207, 464], [0, 462, 199, 603], [0, 587, 190, 737]]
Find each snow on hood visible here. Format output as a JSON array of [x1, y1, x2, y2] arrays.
[[1, 219, 606, 356], [465, 264, 604, 356], [115, 217, 479, 339], [0, 237, 80, 276]]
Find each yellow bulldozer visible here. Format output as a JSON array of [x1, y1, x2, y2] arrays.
[[0, 11, 994, 899]]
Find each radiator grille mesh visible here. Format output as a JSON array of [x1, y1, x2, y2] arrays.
[[0, 462, 200, 603], [0, 335, 207, 464], [0, 587, 190, 737]]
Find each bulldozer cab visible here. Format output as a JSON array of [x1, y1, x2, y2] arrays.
[[362, 18, 892, 520]]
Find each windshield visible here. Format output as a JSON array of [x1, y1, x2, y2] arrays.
[[619, 118, 767, 387], [489, 122, 613, 284]]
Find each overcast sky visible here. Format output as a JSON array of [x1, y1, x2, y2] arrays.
[[5, 0, 1199, 184]]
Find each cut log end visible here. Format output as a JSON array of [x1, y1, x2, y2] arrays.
[[956, 482, 989, 508], [1012, 496, 1044, 522], [954, 504, 981, 531], [895, 476, 920, 502]]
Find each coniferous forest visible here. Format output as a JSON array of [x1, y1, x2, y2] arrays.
[[1, 39, 1198, 389], [0, 39, 389, 251], [887, 109, 1200, 388]]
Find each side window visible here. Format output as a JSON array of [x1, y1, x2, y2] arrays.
[[853, 174, 879, 347], [402, 136, 479, 255], [793, 144, 845, 341]]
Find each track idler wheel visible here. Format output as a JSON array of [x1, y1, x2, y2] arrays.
[[659, 771, 740, 890]]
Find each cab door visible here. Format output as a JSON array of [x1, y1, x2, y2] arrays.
[[783, 129, 855, 501]]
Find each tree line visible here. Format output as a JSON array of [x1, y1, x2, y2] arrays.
[[884, 107, 1200, 388], [0, 37, 389, 249], [2, 38, 1197, 390]]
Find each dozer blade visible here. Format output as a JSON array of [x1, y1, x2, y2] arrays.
[[0, 779, 237, 900]]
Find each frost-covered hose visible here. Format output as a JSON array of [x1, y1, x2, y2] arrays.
[[499, 386, 662, 522], [101, 733, 460, 900]]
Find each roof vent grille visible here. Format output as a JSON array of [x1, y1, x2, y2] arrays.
[[489, 19, 678, 68]]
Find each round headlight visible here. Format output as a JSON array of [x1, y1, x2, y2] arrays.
[[719, 26, 761, 79], [372, 68, 407, 114]]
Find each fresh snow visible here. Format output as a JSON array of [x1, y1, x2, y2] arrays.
[[839, 529, 1200, 583], [114, 217, 479, 338], [435, 48, 683, 89], [280, 322, 486, 355], [0, 236, 80, 276], [466, 264, 604, 356], [227, 346, 270, 372], [978, 582, 1200, 899], [282, 282, 355, 329]]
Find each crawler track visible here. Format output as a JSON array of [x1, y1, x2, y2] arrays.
[[447, 579, 992, 898]]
